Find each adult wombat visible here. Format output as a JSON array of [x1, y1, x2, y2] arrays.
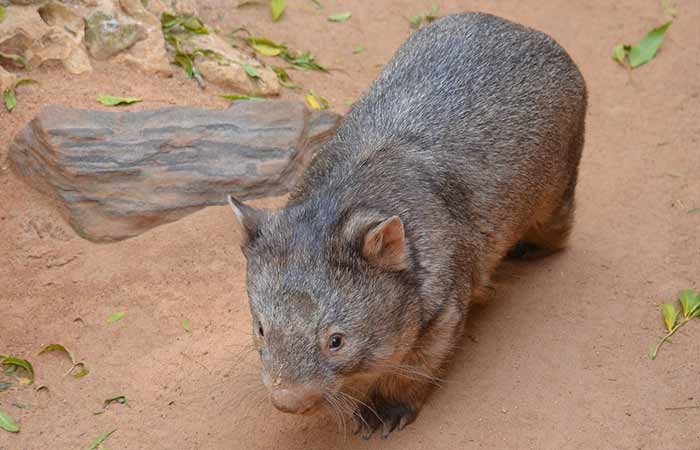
[[228, 12, 586, 439]]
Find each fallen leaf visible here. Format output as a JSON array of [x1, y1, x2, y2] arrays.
[[3, 88, 16, 112], [662, 303, 678, 332], [353, 44, 365, 54], [272, 66, 299, 89], [270, 0, 286, 22], [38, 344, 76, 365], [0, 51, 28, 69], [688, 208, 700, 214], [103, 396, 128, 409], [182, 319, 191, 332], [0, 382, 10, 392], [310, 0, 322, 8], [612, 43, 630, 65], [237, 0, 264, 7], [35, 385, 49, 393], [0, 410, 19, 433], [281, 50, 326, 71], [107, 311, 126, 324], [246, 37, 286, 56], [328, 12, 351, 22], [240, 63, 260, 79], [97, 95, 143, 107], [629, 21, 672, 68], [88, 429, 116, 450], [217, 93, 262, 102], [0, 357, 34, 383], [306, 91, 329, 110], [70, 362, 89, 378]]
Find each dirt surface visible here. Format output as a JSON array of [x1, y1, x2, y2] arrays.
[[1, 1, 699, 449]]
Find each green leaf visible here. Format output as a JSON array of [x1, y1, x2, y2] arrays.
[[612, 43, 629, 65], [107, 311, 126, 323], [161, 12, 179, 29], [182, 16, 208, 34], [679, 289, 695, 318], [97, 95, 143, 107], [0, 410, 19, 433], [4, 88, 16, 112], [409, 15, 422, 28], [328, 12, 351, 22], [281, 50, 326, 71], [306, 91, 329, 110], [218, 93, 262, 102], [0, 6, 5, 24], [662, 303, 678, 332], [88, 430, 116, 450], [0, 357, 34, 383], [181, 319, 191, 332], [270, 0, 286, 22], [310, 0, 322, 8], [353, 44, 365, 54], [246, 37, 286, 56], [38, 344, 76, 365], [682, 290, 700, 318], [240, 63, 260, 79], [272, 66, 299, 89], [629, 21, 672, 68]]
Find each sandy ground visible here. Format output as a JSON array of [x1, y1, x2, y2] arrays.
[[1, 0, 699, 449]]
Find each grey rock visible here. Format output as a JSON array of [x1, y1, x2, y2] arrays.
[[84, 11, 146, 60], [8, 100, 341, 242]]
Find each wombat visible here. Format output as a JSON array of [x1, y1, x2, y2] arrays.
[[227, 12, 586, 438]]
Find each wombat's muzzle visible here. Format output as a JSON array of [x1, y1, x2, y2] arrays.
[[270, 385, 324, 415]]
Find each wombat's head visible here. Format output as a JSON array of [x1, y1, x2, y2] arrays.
[[228, 195, 421, 415]]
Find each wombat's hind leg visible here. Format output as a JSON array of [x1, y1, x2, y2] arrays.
[[508, 187, 576, 260]]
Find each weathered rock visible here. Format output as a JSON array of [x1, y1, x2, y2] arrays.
[[0, 4, 92, 74], [187, 33, 280, 95], [9, 101, 341, 242], [84, 11, 146, 60], [115, 0, 172, 76]]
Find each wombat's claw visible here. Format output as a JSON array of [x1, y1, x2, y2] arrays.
[[353, 402, 416, 439]]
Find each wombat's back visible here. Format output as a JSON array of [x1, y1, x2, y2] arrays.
[[293, 11, 587, 300]]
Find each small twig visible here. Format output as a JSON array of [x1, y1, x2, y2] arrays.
[[665, 405, 700, 411]]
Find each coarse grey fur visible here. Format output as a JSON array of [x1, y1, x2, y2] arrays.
[[229, 12, 587, 438]]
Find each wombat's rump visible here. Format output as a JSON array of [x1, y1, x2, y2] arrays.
[[228, 12, 586, 439]]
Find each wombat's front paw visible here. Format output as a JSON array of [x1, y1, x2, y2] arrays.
[[353, 401, 417, 439]]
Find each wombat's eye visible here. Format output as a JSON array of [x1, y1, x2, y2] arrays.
[[328, 334, 344, 351], [258, 323, 264, 337]]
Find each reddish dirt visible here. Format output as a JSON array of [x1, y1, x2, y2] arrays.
[[1, 1, 699, 449]]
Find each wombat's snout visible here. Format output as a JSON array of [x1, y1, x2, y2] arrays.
[[270, 385, 323, 415]]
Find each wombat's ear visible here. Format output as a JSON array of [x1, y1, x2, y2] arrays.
[[362, 216, 408, 271], [227, 195, 266, 247]]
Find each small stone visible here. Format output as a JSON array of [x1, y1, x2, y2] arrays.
[[9, 101, 341, 242], [84, 11, 147, 60]]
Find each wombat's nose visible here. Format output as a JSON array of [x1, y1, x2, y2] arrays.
[[270, 385, 323, 415]]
